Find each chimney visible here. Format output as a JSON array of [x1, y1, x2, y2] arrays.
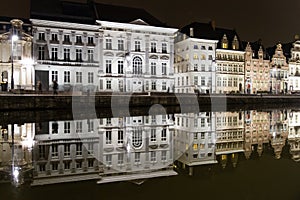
[[211, 20, 216, 31], [190, 27, 194, 37]]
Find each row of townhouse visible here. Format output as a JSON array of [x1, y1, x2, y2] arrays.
[[1, 0, 300, 94]]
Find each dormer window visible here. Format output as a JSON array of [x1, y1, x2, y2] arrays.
[[222, 34, 228, 49], [232, 35, 239, 50]]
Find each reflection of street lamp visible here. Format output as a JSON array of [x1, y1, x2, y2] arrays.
[[11, 35, 18, 90]]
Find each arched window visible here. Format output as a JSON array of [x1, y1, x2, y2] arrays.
[[133, 57, 142, 75], [132, 129, 142, 148]]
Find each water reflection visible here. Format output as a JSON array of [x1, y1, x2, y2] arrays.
[[1, 109, 300, 186]]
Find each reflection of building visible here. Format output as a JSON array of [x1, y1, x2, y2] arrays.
[[0, 18, 34, 91], [288, 110, 300, 161], [244, 111, 270, 158], [174, 112, 217, 167], [98, 115, 176, 183], [0, 123, 34, 185], [244, 42, 270, 94], [32, 119, 100, 186], [174, 28, 218, 94], [269, 110, 288, 159], [215, 111, 244, 168]]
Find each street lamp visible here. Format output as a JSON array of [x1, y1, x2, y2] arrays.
[[124, 52, 130, 93], [11, 35, 18, 90]]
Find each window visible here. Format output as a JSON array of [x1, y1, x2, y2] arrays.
[[76, 49, 82, 62], [162, 63, 167, 75], [162, 43, 167, 53], [88, 36, 94, 45], [151, 63, 156, 75], [64, 35, 70, 43], [151, 42, 156, 53], [87, 49, 93, 62], [52, 163, 58, 171], [52, 144, 58, 157], [76, 72, 82, 83], [38, 46, 45, 60], [106, 131, 112, 144], [106, 60, 112, 74], [201, 118, 205, 127], [87, 120, 94, 132], [106, 80, 111, 89], [135, 41, 141, 52], [162, 82, 167, 90], [150, 151, 156, 162], [118, 39, 124, 50], [106, 155, 112, 167], [64, 122, 70, 133], [51, 47, 58, 61], [194, 64, 198, 71], [38, 32, 45, 41], [131, 129, 143, 150], [161, 129, 167, 141], [134, 153, 141, 164], [64, 71, 70, 83], [228, 77, 232, 87], [161, 151, 167, 161], [223, 78, 227, 87], [194, 76, 198, 85], [151, 81, 156, 90], [201, 132, 205, 139], [64, 48, 70, 61], [88, 72, 94, 84], [76, 121, 82, 133], [64, 144, 70, 157], [52, 71, 58, 82], [151, 129, 156, 142], [106, 38, 112, 49], [118, 61, 124, 74], [201, 64, 205, 71], [50, 122, 59, 136], [76, 143, 82, 156], [76, 35, 82, 44], [209, 55, 213, 60], [64, 162, 70, 169], [194, 132, 198, 139], [117, 130, 123, 144], [133, 57, 142, 75], [118, 154, 124, 165], [88, 143, 94, 155], [201, 77, 205, 86], [234, 78, 238, 87], [217, 77, 221, 87]]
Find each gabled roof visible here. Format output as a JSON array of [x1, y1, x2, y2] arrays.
[[242, 39, 269, 60], [266, 42, 293, 62], [179, 22, 244, 50]]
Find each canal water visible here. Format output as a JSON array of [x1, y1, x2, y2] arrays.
[[1, 107, 300, 200]]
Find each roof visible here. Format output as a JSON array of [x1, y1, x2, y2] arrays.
[[30, 0, 167, 27], [94, 3, 166, 27], [266, 42, 293, 62], [179, 21, 244, 50], [242, 39, 269, 60], [30, 0, 96, 25]]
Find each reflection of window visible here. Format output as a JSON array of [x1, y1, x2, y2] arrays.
[[106, 38, 112, 49], [161, 129, 167, 141], [52, 144, 58, 157], [76, 72, 82, 83], [52, 71, 58, 82], [38, 46, 45, 60], [151, 42, 157, 53], [106, 60, 112, 74], [88, 72, 94, 84], [64, 48, 70, 61], [38, 32, 45, 41], [118, 130, 123, 144], [76, 121, 82, 133], [106, 80, 111, 90], [64, 122, 70, 133], [132, 129, 142, 148], [162, 43, 167, 53], [135, 41, 141, 52], [118, 40, 124, 51], [64, 71, 70, 83], [52, 122, 58, 134], [106, 131, 112, 144], [151, 129, 156, 142], [150, 151, 156, 162], [51, 47, 58, 61]]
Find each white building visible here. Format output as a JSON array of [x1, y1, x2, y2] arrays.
[[288, 110, 300, 161], [98, 114, 176, 183], [30, 0, 177, 93], [173, 112, 217, 166], [0, 18, 34, 91], [31, 19, 100, 92], [174, 30, 218, 94], [288, 39, 300, 93]]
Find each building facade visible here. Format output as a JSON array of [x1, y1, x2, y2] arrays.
[[270, 43, 289, 94], [98, 20, 177, 93], [244, 43, 270, 94], [174, 31, 218, 94], [288, 39, 300, 93], [0, 18, 34, 91]]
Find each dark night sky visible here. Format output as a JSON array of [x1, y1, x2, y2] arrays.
[[1, 0, 300, 46]]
